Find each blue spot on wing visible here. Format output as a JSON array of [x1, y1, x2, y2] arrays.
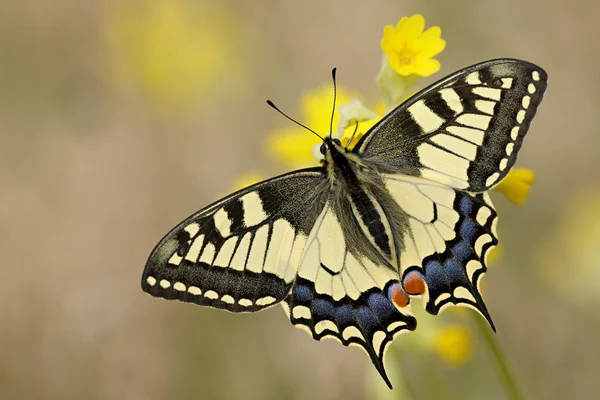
[[443, 258, 464, 282], [334, 304, 354, 328], [368, 292, 398, 321], [355, 307, 379, 337], [312, 298, 335, 320], [423, 260, 448, 295], [460, 218, 477, 242], [452, 241, 473, 263], [460, 196, 473, 215], [293, 284, 312, 303]]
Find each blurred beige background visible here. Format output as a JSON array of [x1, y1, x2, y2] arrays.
[[1, 1, 599, 399]]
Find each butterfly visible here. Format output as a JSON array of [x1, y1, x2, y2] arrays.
[[141, 59, 547, 388]]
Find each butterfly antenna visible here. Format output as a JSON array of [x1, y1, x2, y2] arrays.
[[345, 120, 359, 149], [266, 100, 325, 141], [329, 67, 337, 139]]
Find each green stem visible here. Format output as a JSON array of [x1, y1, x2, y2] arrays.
[[473, 315, 525, 400]]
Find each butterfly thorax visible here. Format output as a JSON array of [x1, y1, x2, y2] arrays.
[[323, 139, 400, 270]]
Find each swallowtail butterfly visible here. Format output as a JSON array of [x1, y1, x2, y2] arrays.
[[142, 59, 547, 388]]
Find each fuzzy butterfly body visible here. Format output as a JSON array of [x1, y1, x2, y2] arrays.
[[142, 59, 547, 388]]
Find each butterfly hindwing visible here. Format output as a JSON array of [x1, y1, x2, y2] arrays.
[[142, 168, 328, 312], [383, 174, 497, 327], [285, 204, 417, 388], [356, 59, 547, 192]]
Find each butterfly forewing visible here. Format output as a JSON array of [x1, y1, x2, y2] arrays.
[[355, 59, 547, 192], [142, 168, 328, 312]]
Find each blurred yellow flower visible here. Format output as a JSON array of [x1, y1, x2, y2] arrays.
[[381, 15, 446, 77], [337, 99, 385, 149], [538, 188, 600, 312], [493, 168, 535, 205], [268, 85, 363, 168], [105, 0, 240, 113], [433, 325, 474, 366]]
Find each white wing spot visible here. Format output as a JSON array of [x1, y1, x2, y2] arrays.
[[466, 260, 482, 279], [474, 100, 496, 115], [246, 224, 269, 273], [315, 320, 339, 334], [256, 296, 276, 306], [221, 295, 235, 304], [240, 192, 267, 227], [500, 78, 513, 89], [476, 207, 492, 226], [185, 234, 205, 262], [418, 142, 470, 181], [516, 110, 526, 124], [486, 172, 500, 187], [439, 88, 463, 113], [230, 233, 251, 271], [532, 71, 540, 81], [263, 219, 295, 278], [342, 326, 365, 342], [528, 83, 536, 94], [292, 305, 311, 319], [446, 126, 484, 145], [506, 142, 514, 156], [408, 100, 445, 132], [499, 158, 508, 171], [510, 126, 520, 140], [214, 237, 237, 268], [475, 234, 493, 255], [453, 287, 476, 302], [372, 331, 387, 353], [146, 276, 157, 286], [168, 252, 183, 266], [522, 96, 531, 109], [456, 113, 491, 130], [238, 298, 253, 307], [465, 72, 481, 84], [213, 208, 231, 237], [431, 132, 478, 161], [473, 87, 501, 101], [188, 286, 202, 295], [173, 282, 186, 291], [159, 279, 171, 289], [205, 290, 219, 300], [183, 223, 200, 238], [199, 242, 216, 265]]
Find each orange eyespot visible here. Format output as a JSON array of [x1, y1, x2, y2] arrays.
[[389, 282, 410, 308], [402, 270, 427, 296]]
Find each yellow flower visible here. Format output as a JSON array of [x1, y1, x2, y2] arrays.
[[493, 168, 535, 205], [433, 325, 474, 366], [537, 188, 600, 312], [381, 15, 446, 77], [105, 0, 240, 113], [337, 99, 385, 149], [268, 85, 362, 169]]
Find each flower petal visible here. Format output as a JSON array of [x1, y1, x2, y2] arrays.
[[268, 128, 321, 168], [493, 168, 535, 205], [396, 14, 425, 42], [417, 27, 446, 58], [412, 57, 441, 77]]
